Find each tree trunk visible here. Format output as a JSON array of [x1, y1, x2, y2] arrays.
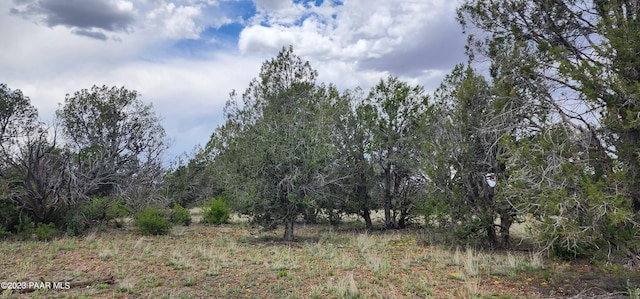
[[486, 224, 498, 250], [362, 209, 373, 230], [383, 166, 394, 229], [398, 208, 411, 229], [500, 212, 513, 248], [283, 215, 295, 241], [620, 129, 640, 213]]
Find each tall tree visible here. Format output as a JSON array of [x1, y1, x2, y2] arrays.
[[426, 65, 515, 248], [363, 76, 429, 229], [163, 147, 223, 208], [321, 88, 379, 229], [1, 84, 71, 226], [0, 84, 40, 154], [56, 85, 167, 208], [458, 0, 639, 209], [212, 47, 336, 241], [458, 0, 640, 259]]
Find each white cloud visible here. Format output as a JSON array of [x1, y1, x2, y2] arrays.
[[145, 2, 203, 39], [1, 0, 467, 160], [239, 0, 464, 78]]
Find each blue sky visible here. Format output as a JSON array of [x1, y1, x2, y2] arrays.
[[0, 0, 466, 162]]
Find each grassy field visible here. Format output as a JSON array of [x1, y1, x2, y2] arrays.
[[1, 213, 640, 298]]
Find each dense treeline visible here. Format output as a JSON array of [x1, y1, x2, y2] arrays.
[[2, 0, 640, 266]]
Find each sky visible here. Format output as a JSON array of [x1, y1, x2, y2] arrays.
[[0, 0, 467, 162]]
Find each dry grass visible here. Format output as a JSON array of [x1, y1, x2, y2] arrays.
[[0, 219, 637, 298]]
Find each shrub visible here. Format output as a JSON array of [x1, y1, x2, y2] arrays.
[[0, 200, 20, 236], [106, 198, 129, 227], [170, 203, 192, 226], [63, 197, 130, 236], [14, 215, 35, 240], [201, 198, 230, 225], [34, 222, 58, 241], [134, 206, 171, 235], [63, 211, 86, 237]]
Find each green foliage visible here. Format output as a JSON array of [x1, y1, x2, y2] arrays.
[[14, 215, 35, 240], [362, 76, 429, 229], [56, 85, 167, 204], [207, 46, 340, 240], [458, 0, 640, 262], [170, 203, 192, 226], [277, 270, 288, 278], [425, 65, 513, 248], [106, 199, 129, 227], [201, 198, 230, 225], [500, 125, 640, 260], [0, 199, 20, 236], [65, 197, 129, 235], [164, 150, 223, 208], [34, 222, 58, 241], [0, 83, 40, 147], [134, 206, 171, 235]]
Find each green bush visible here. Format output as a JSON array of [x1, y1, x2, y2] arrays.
[[34, 223, 58, 241], [170, 203, 192, 226], [64, 197, 130, 236], [106, 199, 129, 227], [63, 211, 86, 237], [134, 206, 171, 235], [0, 200, 20, 236], [15, 215, 35, 240], [201, 198, 230, 225]]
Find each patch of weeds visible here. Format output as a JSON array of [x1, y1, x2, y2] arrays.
[[94, 283, 111, 290], [354, 233, 376, 253], [116, 278, 136, 294], [452, 285, 479, 299], [195, 246, 214, 261], [310, 285, 324, 299], [269, 247, 300, 271], [319, 228, 348, 245], [406, 276, 430, 296], [140, 275, 163, 287], [491, 252, 541, 279], [449, 271, 466, 281], [182, 277, 196, 286], [167, 250, 192, 270], [463, 248, 479, 278], [364, 252, 391, 274], [98, 245, 119, 260], [170, 225, 187, 237], [335, 252, 358, 271], [528, 251, 545, 269], [327, 272, 360, 299], [424, 289, 435, 297], [277, 270, 288, 278], [450, 246, 462, 266], [52, 238, 77, 252]]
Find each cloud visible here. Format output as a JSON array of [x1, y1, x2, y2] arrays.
[[1, 0, 468, 160], [9, 0, 228, 41], [10, 0, 137, 39], [358, 9, 466, 76], [71, 28, 110, 40], [239, 0, 465, 83], [145, 2, 202, 39]]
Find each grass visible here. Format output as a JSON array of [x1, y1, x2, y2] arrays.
[[0, 219, 639, 298]]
